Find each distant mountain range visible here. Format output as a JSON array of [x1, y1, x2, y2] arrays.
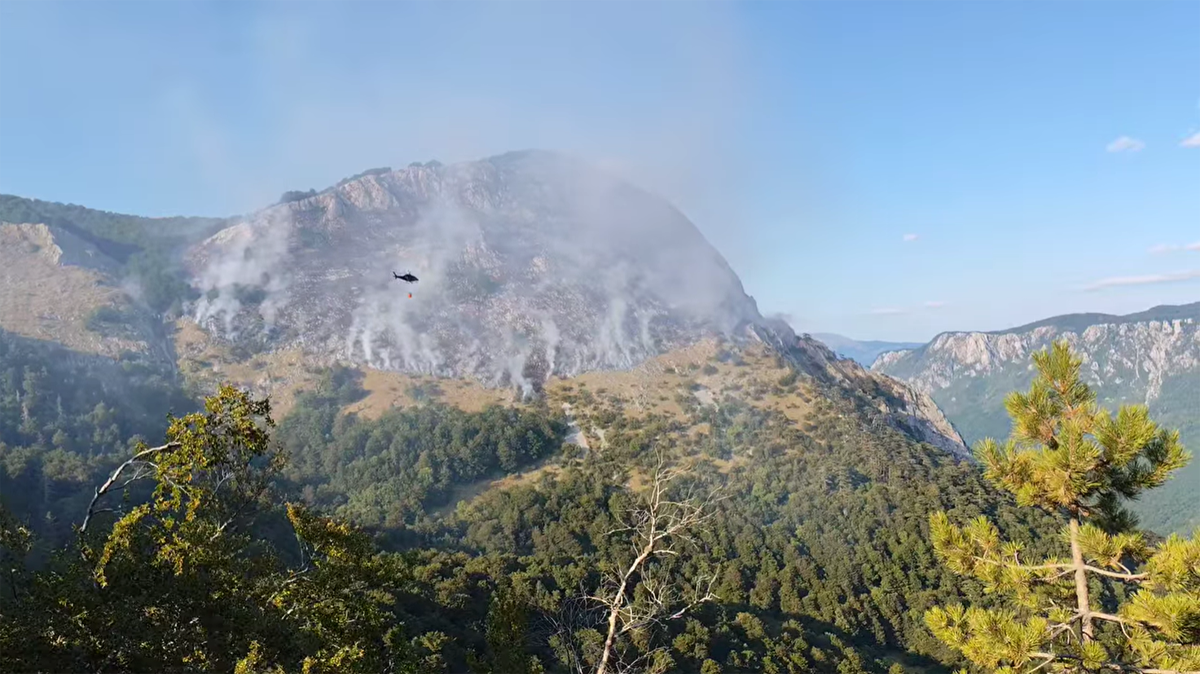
[[872, 301, 1200, 535], [811, 333, 924, 366]]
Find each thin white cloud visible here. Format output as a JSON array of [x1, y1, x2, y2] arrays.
[[1106, 136, 1145, 153], [1148, 242, 1200, 254], [902, 233, 919, 242], [1181, 132, 1200, 148], [924, 300, 947, 309], [1081, 270, 1200, 291]]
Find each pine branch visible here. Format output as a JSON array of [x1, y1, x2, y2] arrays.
[[1029, 652, 1200, 674], [931, 342, 1197, 674], [968, 555, 1073, 573], [964, 553, 1145, 582], [1084, 565, 1148, 581], [1090, 611, 1129, 625]]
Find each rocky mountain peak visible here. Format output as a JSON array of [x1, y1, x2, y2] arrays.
[[186, 151, 761, 392]]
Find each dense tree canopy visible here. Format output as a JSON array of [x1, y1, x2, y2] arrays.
[[1, 340, 1195, 673], [0, 329, 192, 551], [276, 376, 568, 530]]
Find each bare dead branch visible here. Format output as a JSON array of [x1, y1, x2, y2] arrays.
[[593, 459, 719, 674], [538, 590, 604, 674], [80, 442, 180, 534]]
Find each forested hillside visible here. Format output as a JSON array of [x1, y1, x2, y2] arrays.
[[0, 194, 229, 256], [0, 332, 1083, 673], [0, 196, 1192, 673]]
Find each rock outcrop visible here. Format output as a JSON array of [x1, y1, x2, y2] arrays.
[[872, 309, 1200, 407], [872, 303, 1200, 533]]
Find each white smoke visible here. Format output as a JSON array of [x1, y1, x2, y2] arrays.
[[18, 1, 773, 335], [191, 211, 293, 336], [189, 150, 759, 389], [540, 315, 561, 375], [338, 198, 487, 375]]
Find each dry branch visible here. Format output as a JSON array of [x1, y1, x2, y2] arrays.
[[80, 442, 180, 533]]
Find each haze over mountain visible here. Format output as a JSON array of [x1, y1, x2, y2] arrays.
[[873, 301, 1200, 535], [187, 151, 761, 392], [0, 151, 967, 458], [811, 333, 924, 367], [5, 2, 1198, 337], [3, 2, 1199, 671]]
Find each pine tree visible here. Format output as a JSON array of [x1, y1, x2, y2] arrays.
[[924, 340, 1200, 673]]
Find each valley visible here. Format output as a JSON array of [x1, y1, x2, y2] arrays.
[[812, 334, 925, 367]]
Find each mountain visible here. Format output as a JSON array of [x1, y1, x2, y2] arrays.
[[0, 317, 1047, 673], [185, 151, 761, 390], [872, 302, 1200, 535], [812, 333, 924, 366], [0, 194, 230, 262], [0, 221, 148, 358], [164, 150, 957, 452], [0, 152, 966, 455]]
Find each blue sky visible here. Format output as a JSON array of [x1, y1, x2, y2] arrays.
[[1, 1, 1197, 342]]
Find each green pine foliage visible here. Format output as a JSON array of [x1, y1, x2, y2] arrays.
[[925, 340, 1200, 673]]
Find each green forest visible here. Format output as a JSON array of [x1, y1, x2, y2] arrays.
[[0, 334, 1197, 673]]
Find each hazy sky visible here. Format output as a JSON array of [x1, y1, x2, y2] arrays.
[[1, 0, 1198, 342]]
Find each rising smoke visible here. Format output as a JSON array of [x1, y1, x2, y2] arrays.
[[161, 2, 767, 392], [186, 152, 762, 393], [156, 2, 758, 255], [191, 208, 294, 336]]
